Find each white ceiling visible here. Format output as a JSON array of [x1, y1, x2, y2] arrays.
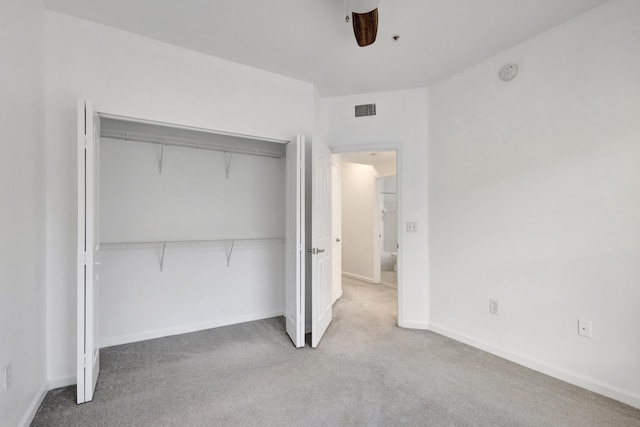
[[43, 0, 608, 96], [342, 151, 396, 173]]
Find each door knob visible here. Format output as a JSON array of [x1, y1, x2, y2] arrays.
[[317, 248, 325, 253], [336, 238, 341, 243]]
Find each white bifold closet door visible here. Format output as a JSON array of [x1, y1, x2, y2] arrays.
[[311, 139, 333, 347], [285, 136, 334, 348], [77, 99, 100, 404], [285, 135, 306, 347]]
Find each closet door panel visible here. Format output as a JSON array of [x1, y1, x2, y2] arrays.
[[285, 135, 305, 347], [311, 138, 333, 348], [77, 98, 100, 404]]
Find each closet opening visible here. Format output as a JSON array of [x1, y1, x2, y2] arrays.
[[77, 100, 308, 403]]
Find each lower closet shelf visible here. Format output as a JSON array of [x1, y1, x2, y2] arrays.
[[99, 237, 284, 270]]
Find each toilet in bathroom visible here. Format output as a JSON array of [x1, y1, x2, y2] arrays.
[[391, 252, 397, 272]]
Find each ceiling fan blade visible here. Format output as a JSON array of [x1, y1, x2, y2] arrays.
[[352, 8, 378, 47]]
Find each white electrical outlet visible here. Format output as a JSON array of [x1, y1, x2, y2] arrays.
[[406, 222, 417, 233], [490, 299, 500, 315], [578, 318, 592, 338], [3, 362, 12, 392]]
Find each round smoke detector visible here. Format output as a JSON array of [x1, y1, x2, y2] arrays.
[[499, 63, 518, 81]]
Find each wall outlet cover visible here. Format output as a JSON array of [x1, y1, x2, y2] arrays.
[[2, 362, 11, 392], [578, 318, 592, 338]]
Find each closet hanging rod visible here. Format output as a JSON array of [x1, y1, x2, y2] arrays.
[[100, 237, 284, 250], [100, 129, 286, 159]]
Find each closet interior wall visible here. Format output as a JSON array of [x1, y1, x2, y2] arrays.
[[98, 117, 287, 347]]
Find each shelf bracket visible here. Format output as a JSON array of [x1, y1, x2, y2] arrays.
[[159, 139, 166, 173], [224, 152, 233, 179], [160, 242, 167, 271], [225, 240, 235, 267]]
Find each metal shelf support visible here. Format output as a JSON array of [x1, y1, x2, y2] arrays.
[[225, 240, 235, 267], [159, 140, 166, 173], [160, 242, 167, 271], [224, 152, 233, 179]]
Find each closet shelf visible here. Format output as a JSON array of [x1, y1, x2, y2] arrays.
[[101, 129, 285, 159], [100, 237, 284, 270], [101, 128, 284, 177]]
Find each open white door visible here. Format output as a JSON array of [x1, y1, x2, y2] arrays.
[[77, 99, 100, 403], [285, 135, 305, 348], [311, 138, 333, 348], [331, 155, 342, 304]]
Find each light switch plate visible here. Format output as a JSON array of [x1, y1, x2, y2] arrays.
[[490, 299, 500, 315], [406, 222, 417, 233]]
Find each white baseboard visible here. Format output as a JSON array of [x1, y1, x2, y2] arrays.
[[99, 310, 284, 348], [398, 320, 429, 330], [19, 382, 48, 427], [342, 271, 375, 283], [429, 323, 640, 410], [48, 375, 76, 389], [332, 288, 343, 305]]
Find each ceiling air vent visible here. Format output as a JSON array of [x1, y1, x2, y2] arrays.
[[355, 103, 376, 117]]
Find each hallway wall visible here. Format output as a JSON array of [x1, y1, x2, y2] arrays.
[[341, 161, 377, 281]]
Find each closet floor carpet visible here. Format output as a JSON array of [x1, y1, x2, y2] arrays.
[[32, 276, 640, 426]]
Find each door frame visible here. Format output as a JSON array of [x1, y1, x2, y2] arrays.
[[330, 143, 403, 325]]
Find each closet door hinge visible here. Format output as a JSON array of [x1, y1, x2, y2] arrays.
[[81, 354, 87, 368]]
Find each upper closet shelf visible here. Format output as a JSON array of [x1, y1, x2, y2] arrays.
[[99, 114, 287, 177]]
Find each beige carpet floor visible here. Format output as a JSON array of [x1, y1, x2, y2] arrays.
[[31, 276, 640, 426]]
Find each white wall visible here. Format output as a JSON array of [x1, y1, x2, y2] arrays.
[[317, 89, 430, 329], [341, 162, 377, 281], [0, 1, 47, 425], [428, 0, 640, 408], [45, 12, 314, 385], [98, 137, 286, 346]]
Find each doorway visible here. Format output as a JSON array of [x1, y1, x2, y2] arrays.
[[331, 149, 399, 318]]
